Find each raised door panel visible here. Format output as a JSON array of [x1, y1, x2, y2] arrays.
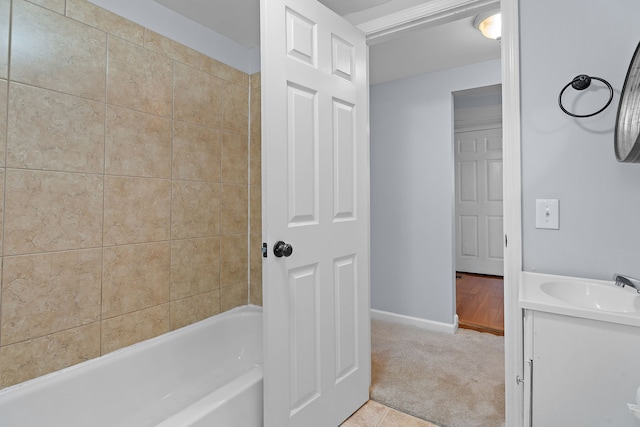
[[460, 215, 479, 258], [286, 8, 316, 67], [289, 265, 320, 414], [486, 159, 503, 202], [459, 160, 478, 203], [287, 83, 318, 225], [333, 99, 356, 221], [334, 255, 357, 382]]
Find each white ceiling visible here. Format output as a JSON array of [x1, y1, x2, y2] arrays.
[[369, 16, 501, 84], [154, 0, 501, 85]]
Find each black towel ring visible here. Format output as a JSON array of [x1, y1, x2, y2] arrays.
[[558, 74, 614, 118]]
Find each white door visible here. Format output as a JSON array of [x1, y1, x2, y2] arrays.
[[455, 127, 503, 276], [260, 0, 370, 425]]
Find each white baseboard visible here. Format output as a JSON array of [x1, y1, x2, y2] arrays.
[[370, 309, 459, 334]]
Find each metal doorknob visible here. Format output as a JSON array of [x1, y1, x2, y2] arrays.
[[273, 241, 293, 257]]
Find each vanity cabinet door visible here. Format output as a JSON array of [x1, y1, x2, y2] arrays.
[[527, 310, 640, 427]]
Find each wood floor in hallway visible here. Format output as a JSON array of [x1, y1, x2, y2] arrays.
[[456, 272, 504, 336]]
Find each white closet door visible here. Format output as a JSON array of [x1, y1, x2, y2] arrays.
[[455, 127, 503, 276]]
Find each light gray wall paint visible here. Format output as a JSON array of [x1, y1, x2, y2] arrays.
[[370, 59, 501, 324], [453, 84, 502, 110], [521, 0, 640, 280], [88, 0, 259, 74], [248, 46, 261, 76]]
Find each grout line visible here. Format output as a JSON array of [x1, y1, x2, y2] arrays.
[[246, 74, 252, 305], [375, 407, 390, 427]]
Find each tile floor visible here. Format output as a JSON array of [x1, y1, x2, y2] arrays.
[[341, 400, 439, 427]]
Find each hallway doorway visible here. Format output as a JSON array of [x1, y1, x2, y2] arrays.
[[453, 84, 504, 335], [453, 84, 504, 276]]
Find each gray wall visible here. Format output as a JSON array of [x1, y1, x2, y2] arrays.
[[88, 0, 259, 74], [370, 59, 501, 324], [521, 0, 640, 280]]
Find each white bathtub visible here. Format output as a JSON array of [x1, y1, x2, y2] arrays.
[[0, 305, 263, 427]]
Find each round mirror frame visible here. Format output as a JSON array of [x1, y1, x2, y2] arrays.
[[615, 42, 640, 163]]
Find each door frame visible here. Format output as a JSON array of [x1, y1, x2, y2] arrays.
[[356, 0, 523, 426]]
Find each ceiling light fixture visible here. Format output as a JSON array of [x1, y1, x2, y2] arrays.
[[474, 11, 501, 41]]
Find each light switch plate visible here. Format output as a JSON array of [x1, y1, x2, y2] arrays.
[[535, 199, 559, 230]]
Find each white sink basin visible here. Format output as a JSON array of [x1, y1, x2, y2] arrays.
[[540, 280, 640, 313], [520, 272, 640, 327]]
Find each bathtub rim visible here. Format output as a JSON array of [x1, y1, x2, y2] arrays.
[[0, 304, 263, 398], [156, 365, 263, 427]]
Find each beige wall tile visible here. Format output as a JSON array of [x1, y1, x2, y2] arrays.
[[1, 249, 102, 345], [220, 234, 247, 287], [250, 72, 261, 89], [144, 29, 200, 67], [250, 183, 261, 235], [172, 180, 220, 239], [107, 36, 173, 117], [0, 0, 259, 391], [249, 83, 262, 185], [102, 243, 171, 318], [0, 323, 100, 388], [249, 203, 261, 304], [250, 134, 261, 186], [249, 233, 262, 306], [171, 237, 220, 300], [7, 83, 105, 173], [66, 0, 145, 45], [249, 79, 263, 305], [0, 80, 6, 167], [250, 85, 261, 142], [201, 55, 248, 87], [105, 105, 172, 178], [0, 0, 9, 79], [25, 0, 64, 14], [220, 282, 248, 312], [170, 290, 220, 331], [103, 176, 171, 246], [222, 132, 248, 184], [172, 121, 221, 182], [221, 184, 248, 235], [11, 0, 107, 101], [4, 170, 103, 255], [222, 82, 249, 135], [249, 87, 261, 251], [0, 170, 4, 256], [101, 304, 170, 354], [174, 61, 222, 129]]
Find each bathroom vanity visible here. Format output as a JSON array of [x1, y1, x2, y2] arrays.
[[520, 272, 640, 427]]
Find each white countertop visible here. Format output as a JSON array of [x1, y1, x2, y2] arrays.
[[519, 271, 640, 327]]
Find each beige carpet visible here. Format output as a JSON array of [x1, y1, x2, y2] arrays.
[[370, 318, 505, 427]]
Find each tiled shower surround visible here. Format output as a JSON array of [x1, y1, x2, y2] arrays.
[[0, 0, 262, 388]]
